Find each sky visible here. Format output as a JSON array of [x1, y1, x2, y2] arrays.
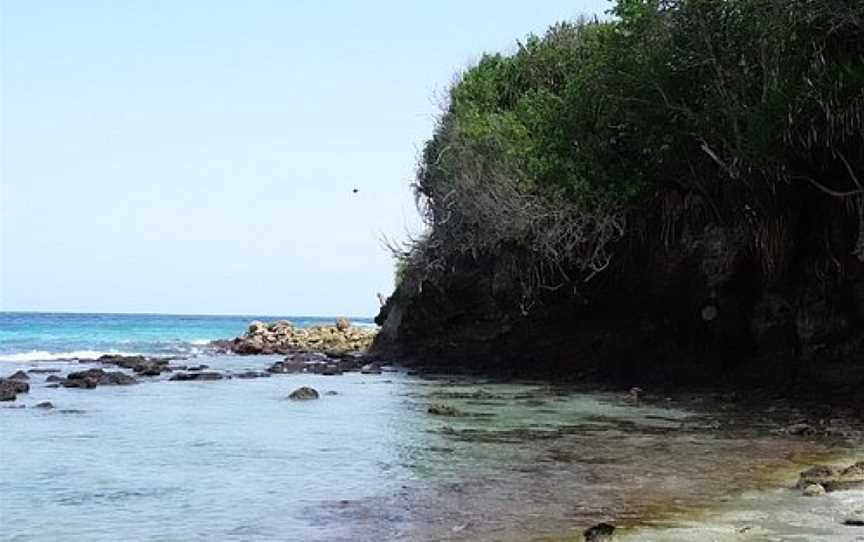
[[0, 0, 610, 317]]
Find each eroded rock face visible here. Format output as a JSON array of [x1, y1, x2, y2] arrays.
[[222, 319, 376, 356]]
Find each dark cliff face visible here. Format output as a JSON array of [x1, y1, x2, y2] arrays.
[[373, 200, 864, 387]]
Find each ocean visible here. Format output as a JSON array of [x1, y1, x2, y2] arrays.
[[0, 312, 375, 362], [1, 312, 860, 541]]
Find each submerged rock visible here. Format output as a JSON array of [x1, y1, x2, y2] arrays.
[[798, 462, 864, 492], [34, 401, 54, 409], [584, 522, 615, 541], [169, 371, 224, 382], [288, 387, 319, 400], [427, 404, 464, 417], [235, 371, 271, 379]]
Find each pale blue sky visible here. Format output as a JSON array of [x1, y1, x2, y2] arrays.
[[1, 0, 610, 316]]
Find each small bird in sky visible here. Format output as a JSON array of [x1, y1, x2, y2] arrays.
[[352, 188, 359, 194]]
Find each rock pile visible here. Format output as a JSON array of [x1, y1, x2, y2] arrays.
[[215, 319, 376, 356]]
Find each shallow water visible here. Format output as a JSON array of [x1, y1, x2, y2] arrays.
[[2, 354, 860, 541]]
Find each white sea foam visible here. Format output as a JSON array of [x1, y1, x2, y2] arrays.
[[0, 350, 138, 363], [188, 339, 212, 345]]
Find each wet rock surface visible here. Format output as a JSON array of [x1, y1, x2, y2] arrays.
[[0, 378, 30, 401], [169, 371, 225, 382], [798, 461, 864, 492], [288, 386, 319, 400], [59, 369, 138, 389]]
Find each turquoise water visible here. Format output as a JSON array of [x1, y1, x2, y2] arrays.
[[0, 312, 374, 361], [1, 313, 859, 540]]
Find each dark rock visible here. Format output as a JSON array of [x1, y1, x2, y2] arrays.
[[8, 370, 29, 381], [428, 404, 464, 417], [168, 371, 224, 381], [584, 522, 615, 541], [34, 401, 54, 409], [62, 377, 98, 389], [235, 371, 271, 379], [27, 368, 60, 374], [65, 368, 137, 386], [46, 375, 64, 383], [324, 390, 339, 396], [0, 378, 30, 401], [100, 372, 138, 385], [288, 387, 319, 400]]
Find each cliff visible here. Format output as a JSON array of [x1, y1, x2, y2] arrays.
[[371, 1, 864, 388]]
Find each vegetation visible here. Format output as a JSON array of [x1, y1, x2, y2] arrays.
[[393, 0, 864, 314]]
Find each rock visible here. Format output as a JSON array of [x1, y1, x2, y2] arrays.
[[0, 378, 30, 401], [798, 465, 838, 488], [46, 375, 64, 383], [428, 404, 464, 417], [324, 390, 338, 396], [65, 368, 137, 387], [288, 387, 319, 400], [235, 371, 271, 379], [844, 508, 864, 526], [100, 372, 138, 385], [584, 522, 615, 541], [799, 462, 864, 492], [335, 317, 350, 331], [34, 401, 54, 409], [8, 370, 29, 381], [169, 371, 224, 382], [248, 320, 269, 334], [802, 483, 826, 496], [27, 368, 60, 374]]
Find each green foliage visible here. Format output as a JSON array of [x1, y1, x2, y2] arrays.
[[399, 0, 864, 307]]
